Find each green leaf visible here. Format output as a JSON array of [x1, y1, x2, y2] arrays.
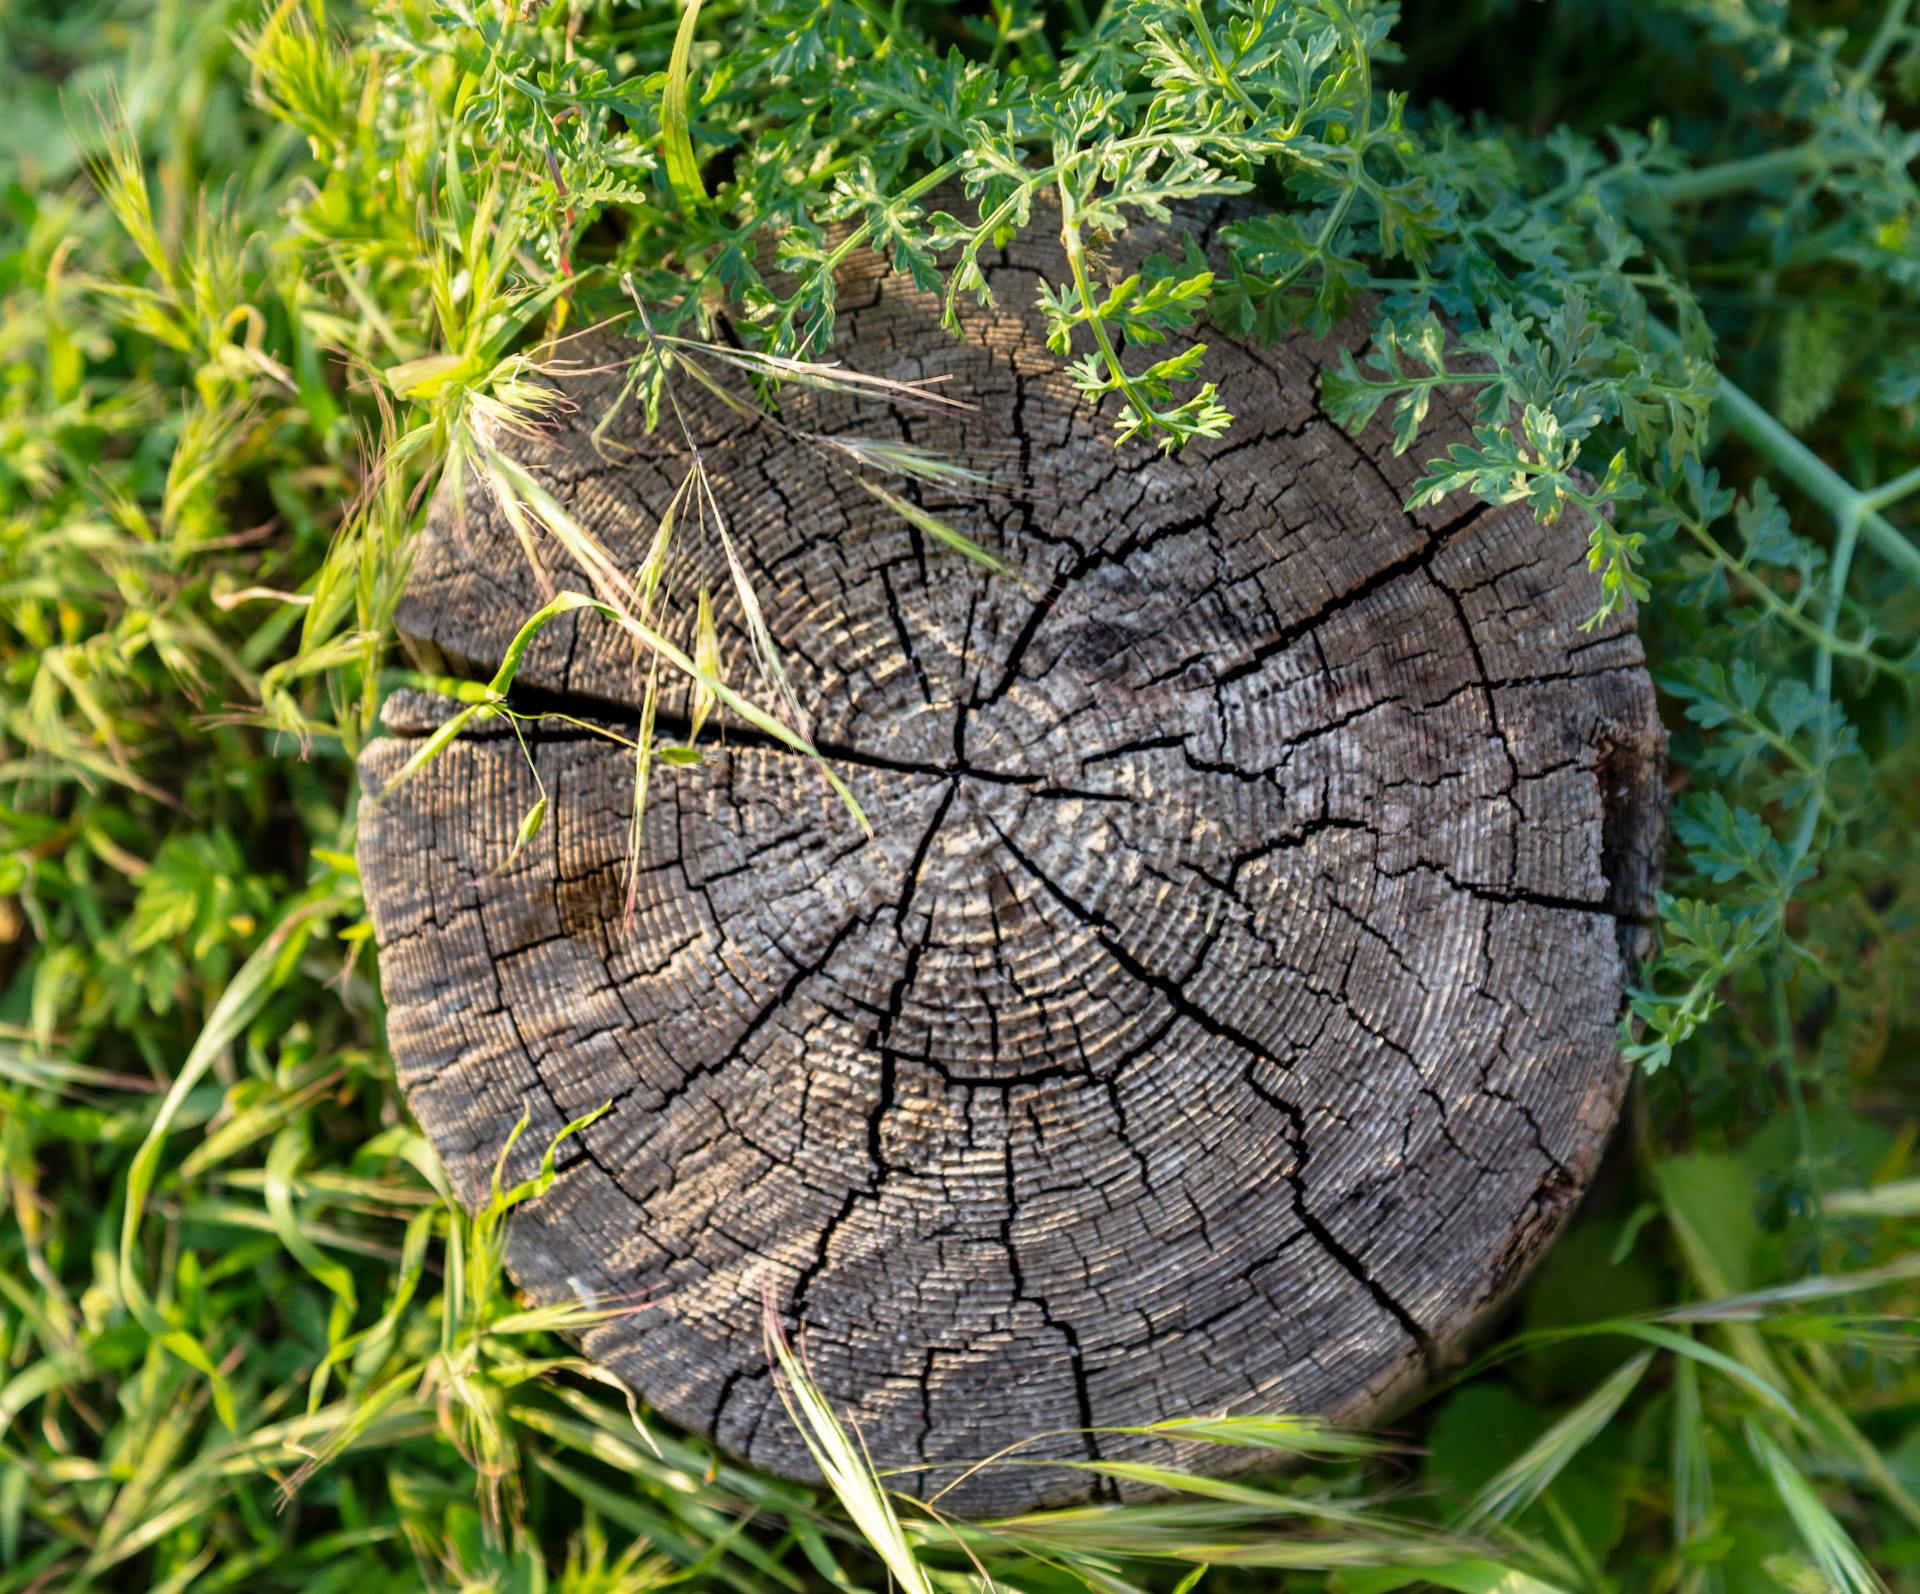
[[1655, 1153, 1760, 1294], [662, 0, 709, 215]]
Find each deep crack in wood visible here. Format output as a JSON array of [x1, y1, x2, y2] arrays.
[[356, 206, 1668, 1516]]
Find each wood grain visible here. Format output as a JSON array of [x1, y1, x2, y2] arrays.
[[357, 206, 1667, 1515]]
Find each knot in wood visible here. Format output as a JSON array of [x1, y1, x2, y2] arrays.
[[356, 215, 1666, 1515]]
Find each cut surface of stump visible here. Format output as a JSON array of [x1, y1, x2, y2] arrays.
[[356, 212, 1667, 1515]]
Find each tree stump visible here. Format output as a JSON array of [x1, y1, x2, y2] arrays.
[[356, 214, 1667, 1515]]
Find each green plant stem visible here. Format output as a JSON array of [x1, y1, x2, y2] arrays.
[[1862, 460, 1920, 513], [1792, 508, 1859, 870], [770, 156, 963, 348], [1772, 974, 1827, 1247], [1058, 186, 1166, 438], [1858, 0, 1914, 78], [1648, 140, 1847, 204], [1766, 497, 1863, 1254], [1649, 320, 1920, 584], [1652, 488, 1893, 673], [1184, 0, 1261, 117]]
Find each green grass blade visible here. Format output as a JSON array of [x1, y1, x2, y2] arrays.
[[1463, 1351, 1653, 1525], [662, 0, 709, 214], [764, 1297, 938, 1594], [117, 889, 346, 1430], [1745, 1422, 1886, 1594], [858, 479, 1036, 591]]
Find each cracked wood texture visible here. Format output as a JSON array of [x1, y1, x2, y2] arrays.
[[356, 208, 1667, 1516]]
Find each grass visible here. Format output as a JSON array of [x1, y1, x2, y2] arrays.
[[1, 0, 1918, 1590]]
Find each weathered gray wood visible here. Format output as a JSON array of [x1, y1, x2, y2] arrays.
[[356, 209, 1666, 1515]]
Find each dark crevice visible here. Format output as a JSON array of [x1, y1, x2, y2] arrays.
[[649, 911, 869, 1120], [369, 276, 1666, 1508], [382, 675, 1137, 800], [1210, 537, 1437, 688], [986, 816, 1439, 1372], [1000, 1132, 1108, 1495], [1426, 568, 1524, 894]]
